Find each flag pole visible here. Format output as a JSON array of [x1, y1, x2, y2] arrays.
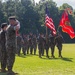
[[57, 26, 60, 33], [46, 25, 48, 44], [45, 4, 48, 44]]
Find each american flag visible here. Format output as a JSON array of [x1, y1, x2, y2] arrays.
[[45, 7, 56, 35]]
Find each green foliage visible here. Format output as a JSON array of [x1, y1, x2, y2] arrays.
[[0, 0, 75, 42], [0, 1, 6, 25]]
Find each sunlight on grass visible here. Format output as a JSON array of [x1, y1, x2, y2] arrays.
[[0, 44, 75, 75]]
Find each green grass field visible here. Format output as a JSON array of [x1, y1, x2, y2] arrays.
[[0, 44, 75, 75]]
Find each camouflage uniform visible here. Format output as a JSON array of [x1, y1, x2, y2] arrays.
[[33, 35, 37, 55], [44, 36, 50, 58], [23, 35, 29, 55], [0, 30, 1, 62], [38, 34, 45, 58], [25, 35, 30, 54], [6, 25, 17, 71], [49, 34, 55, 58], [21, 35, 26, 55], [29, 34, 33, 54], [16, 35, 22, 56], [0, 30, 7, 71], [55, 33, 64, 57]]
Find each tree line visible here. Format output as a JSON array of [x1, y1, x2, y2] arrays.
[[0, 0, 75, 43]]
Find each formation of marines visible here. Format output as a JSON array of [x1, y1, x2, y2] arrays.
[[16, 31, 64, 58], [0, 16, 64, 75]]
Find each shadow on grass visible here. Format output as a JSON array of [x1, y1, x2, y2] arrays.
[[0, 69, 19, 75], [61, 57, 73, 62], [16, 53, 38, 58], [0, 72, 6, 75], [16, 53, 73, 62], [0, 72, 19, 75], [40, 56, 73, 62], [16, 53, 26, 58]]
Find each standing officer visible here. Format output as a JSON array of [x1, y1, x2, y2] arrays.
[[29, 33, 33, 54], [38, 33, 45, 58], [17, 34, 23, 56], [33, 34, 37, 55], [21, 34, 26, 55], [0, 23, 7, 72], [6, 16, 20, 74], [26, 34, 30, 54], [0, 27, 2, 62], [49, 32, 56, 58], [44, 35, 50, 58], [55, 32, 64, 58], [23, 34, 29, 55]]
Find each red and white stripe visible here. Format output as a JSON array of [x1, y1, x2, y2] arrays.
[[45, 14, 56, 35]]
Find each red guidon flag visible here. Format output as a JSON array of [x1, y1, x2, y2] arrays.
[[59, 9, 75, 39], [45, 6, 56, 35]]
